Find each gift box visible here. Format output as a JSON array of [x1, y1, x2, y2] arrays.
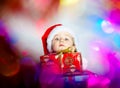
[[40, 52, 82, 75], [60, 52, 82, 75]]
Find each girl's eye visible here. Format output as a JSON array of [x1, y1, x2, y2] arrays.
[[55, 38, 59, 41], [65, 38, 69, 41]]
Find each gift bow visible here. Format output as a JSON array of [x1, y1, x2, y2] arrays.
[[56, 47, 74, 69], [57, 47, 74, 54]]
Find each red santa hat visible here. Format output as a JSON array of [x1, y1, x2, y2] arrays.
[[42, 24, 81, 55]]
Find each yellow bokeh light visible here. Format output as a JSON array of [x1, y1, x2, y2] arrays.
[[60, 0, 79, 6]]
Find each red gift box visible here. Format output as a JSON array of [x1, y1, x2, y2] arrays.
[[40, 52, 82, 75], [61, 52, 82, 74]]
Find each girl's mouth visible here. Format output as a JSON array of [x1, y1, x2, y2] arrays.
[[59, 44, 64, 46]]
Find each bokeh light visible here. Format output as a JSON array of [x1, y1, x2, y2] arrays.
[[101, 20, 114, 33], [60, 0, 79, 6], [113, 34, 120, 49], [0, 60, 20, 77]]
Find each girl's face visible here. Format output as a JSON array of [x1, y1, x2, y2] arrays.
[[52, 32, 74, 52]]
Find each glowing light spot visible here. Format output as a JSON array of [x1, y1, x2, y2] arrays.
[[109, 9, 120, 25], [113, 34, 120, 49], [93, 46, 100, 51], [60, 0, 79, 6], [0, 61, 20, 77], [101, 20, 114, 33], [90, 40, 102, 52]]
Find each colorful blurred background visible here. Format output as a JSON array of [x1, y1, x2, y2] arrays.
[[0, 0, 120, 88]]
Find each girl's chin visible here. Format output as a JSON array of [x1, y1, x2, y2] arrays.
[[59, 48, 66, 50], [58, 48, 67, 51]]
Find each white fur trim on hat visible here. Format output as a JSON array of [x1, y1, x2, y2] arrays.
[[47, 25, 81, 53]]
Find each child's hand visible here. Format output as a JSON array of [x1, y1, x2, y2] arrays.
[[69, 46, 76, 53]]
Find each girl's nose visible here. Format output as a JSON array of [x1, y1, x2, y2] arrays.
[[60, 38, 64, 42]]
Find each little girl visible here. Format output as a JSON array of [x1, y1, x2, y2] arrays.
[[39, 24, 84, 88], [40, 24, 83, 74]]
